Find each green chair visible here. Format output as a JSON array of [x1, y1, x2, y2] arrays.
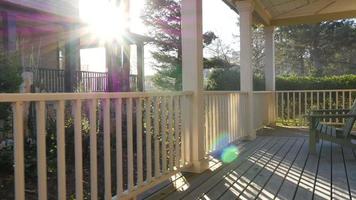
[[307, 100, 356, 153]]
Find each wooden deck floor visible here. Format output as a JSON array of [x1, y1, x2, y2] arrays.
[[140, 128, 356, 200]]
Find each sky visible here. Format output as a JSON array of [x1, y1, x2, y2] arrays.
[[80, 0, 239, 75]]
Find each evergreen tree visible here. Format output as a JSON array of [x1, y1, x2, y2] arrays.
[[142, 0, 217, 90]]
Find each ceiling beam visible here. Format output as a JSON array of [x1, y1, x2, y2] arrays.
[[271, 9, 356, 26], [252, 0, 272, 25], [270, 0, 356, 26]]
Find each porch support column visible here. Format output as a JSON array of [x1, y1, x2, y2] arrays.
[[264, 26, 277, 124], [1, 11, 17, 52], [181, 0, 208, 173], [137, 44, 145, 92], [236, 1, 256, 139], [264, 26, 275, 91], [64, 24, 81, 92]]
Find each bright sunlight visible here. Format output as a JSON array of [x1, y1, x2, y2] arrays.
[[79, 0, 125, 41]]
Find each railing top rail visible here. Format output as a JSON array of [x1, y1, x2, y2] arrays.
[[0, 91, 194, 102], [76, 70, 108, 74], [253, 91, 275, 94], [276, 89, 356, 93], [204, 91, 247, 95]]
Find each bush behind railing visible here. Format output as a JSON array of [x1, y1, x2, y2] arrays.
[[206, 68, 356, 91], [276, 75, 356, 90]]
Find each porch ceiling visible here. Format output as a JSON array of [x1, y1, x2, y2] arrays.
[[224, 0, 356, 26]]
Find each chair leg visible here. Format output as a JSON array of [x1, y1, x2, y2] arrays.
[[309, 130, 317, 154]]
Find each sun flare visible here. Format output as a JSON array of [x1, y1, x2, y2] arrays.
[[79, 0, 125, 41]]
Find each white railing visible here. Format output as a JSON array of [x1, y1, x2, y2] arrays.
[[253, 91, 276, 129], [203, 91, 275, 153], [204, 92, 243, 153], [0, 92, 192, 200], [276, 89, 356, 126]]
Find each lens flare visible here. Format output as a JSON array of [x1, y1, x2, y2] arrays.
[[221, 145, 239, 163]]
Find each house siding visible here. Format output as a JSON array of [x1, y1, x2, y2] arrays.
[[2, 0, 79, 18]]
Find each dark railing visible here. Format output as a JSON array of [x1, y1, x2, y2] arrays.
[[24, 67, 65, 92], [24, 67, 138, 93], [76, 71, 109, 92]]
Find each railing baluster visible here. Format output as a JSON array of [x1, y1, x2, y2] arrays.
[[212, 96, 217, 151], [329, 91, 332, 123], [160, 97, 167, 173], [349, 91, 352, 107], [205, 96, 209, 153], [115, 99, 123, 195], [89, 99, 98, 200], [136, 98, 143, 186], [145, 97, 152, 182], [174, 96, 180, 168], [298, 92, 301, 125], [304, 92, 307, 124], [73, 100, 83, 200], [127, 98, 134, 191], [287, 92, 290, 122], [281, 93, 284, 122], [57, 100, 66, 199], [292, 92, 295, 125], [103, 99, 112, 199], [168, 96, 174, 171], [13, 102, 25, 200], [342, 91, 345, 109], [153, 97, 160, 177], [36, 101, 47, 200]]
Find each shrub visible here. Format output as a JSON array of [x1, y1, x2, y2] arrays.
[[206, 68, 356, 91], [276, 75, 356, 90], [206, 68, 265, 91]]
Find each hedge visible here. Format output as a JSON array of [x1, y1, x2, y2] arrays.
[[206, 68, 356, 91], [276, 75, 356, 90]]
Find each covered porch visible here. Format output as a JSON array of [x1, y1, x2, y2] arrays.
[[1, 0, 356, 200], [142, 127, 356, 200]]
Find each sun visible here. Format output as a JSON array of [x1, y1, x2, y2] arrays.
[[79, 0, 125, 41]]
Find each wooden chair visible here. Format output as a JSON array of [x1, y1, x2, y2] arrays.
[[308, 100, 356, 153]]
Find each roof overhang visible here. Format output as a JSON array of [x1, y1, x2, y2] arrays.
[[224, 0, 356, 26]]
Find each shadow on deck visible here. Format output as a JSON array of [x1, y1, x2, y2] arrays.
[[139, 127, 356, 200]]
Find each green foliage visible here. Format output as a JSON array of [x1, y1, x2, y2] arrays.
[[0, 50, 22, 93], [206, 68, 265, 91], [206, 69, 356, 91], [276, 75, 356, 90], [0, 50, 22, 136], [275, 20, 356, 76], [142, 0, 217, 91]]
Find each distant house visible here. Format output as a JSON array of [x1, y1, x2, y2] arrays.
[[0, 0, 148, 93]]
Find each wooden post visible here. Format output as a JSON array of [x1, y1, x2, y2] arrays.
[[137, 44, 145, 92], [1, 11, 17, 52], [181, 0, 208, 173], [122, 42, 131, 92], [106, 43, 122, 92], [264, 26, 275, 91], [264, 26, 277, 124], [236, 0, 256, 139], [64, 24, 80, 93]]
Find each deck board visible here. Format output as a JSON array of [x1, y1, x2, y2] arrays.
[[343, 146, 356, 199], [141, 128, 356, 200], [174, 137, 276, 200], [257, 138, 306, 200], [293, 139, 322, 200], [275, 138, 310, 200], [230, 138, 295, 200], [313, 140, 332, 200], [331, 143, 350, 199], [204, 138, 287, 200]]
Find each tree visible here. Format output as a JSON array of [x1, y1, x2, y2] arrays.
[[142, 0, 217, 91], [275, 20, 356, 76]]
